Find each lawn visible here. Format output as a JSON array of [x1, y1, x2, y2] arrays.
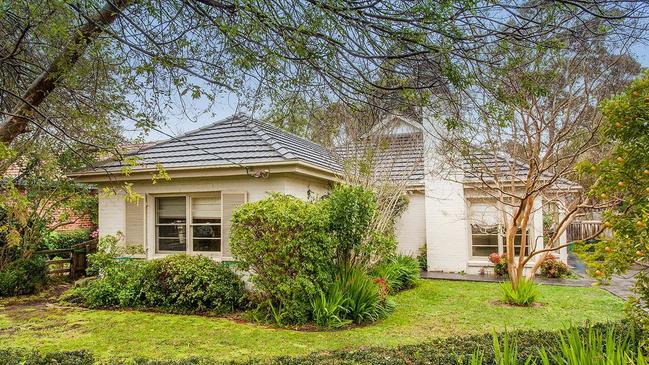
[[0, 280, 624, 362]]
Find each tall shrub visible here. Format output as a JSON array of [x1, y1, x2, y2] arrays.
[[325, 185, 379, 266], [230, 194, 334, 324]]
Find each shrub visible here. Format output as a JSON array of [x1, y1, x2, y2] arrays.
[[230, 194, 334, 324], [65, 255, 245, 314], [0, 255, 48, 297], [325, 185, 378, 266], [42, 229, 92, 251], [139, 255, 245, 313], [499, 278, 539, 306], [371, 255, 420, 294], [539, 257, 570, 278], [417, 244, 427, 270], [489, 253, 508, 277]]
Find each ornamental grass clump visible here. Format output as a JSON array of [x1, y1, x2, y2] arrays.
[[370, 254, 420, 294], [499, 277, 539, 306]]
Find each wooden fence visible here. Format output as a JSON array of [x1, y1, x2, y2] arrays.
[[36, 238, 98, 280], [566, 221, 609, 242]]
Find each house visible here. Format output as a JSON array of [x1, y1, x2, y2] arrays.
[[70, 114, 573, 274]]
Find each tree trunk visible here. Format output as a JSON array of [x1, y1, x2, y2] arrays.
[[0, 0, 132, 145]]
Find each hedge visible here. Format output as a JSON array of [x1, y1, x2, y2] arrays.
[[0, 321, 637, 365]]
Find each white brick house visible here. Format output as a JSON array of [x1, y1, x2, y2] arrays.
[[70, 114, 572, 274]]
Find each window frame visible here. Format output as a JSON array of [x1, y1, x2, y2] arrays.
[[154, 193, 222, 255], [469, 205, 534, 260]]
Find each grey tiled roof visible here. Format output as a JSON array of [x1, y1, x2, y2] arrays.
[[335, 133, 425, 184], [83, 114, 340, 173]]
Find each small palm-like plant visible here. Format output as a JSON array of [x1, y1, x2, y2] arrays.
[[310, 283, 350, 328], [500, 277, 539, 306], [338, 266, 385, 323]]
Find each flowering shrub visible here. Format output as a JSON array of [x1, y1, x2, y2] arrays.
[[489, 253, 508, 277], [540, 257, 570, 278], [488, 252, 501, 264]]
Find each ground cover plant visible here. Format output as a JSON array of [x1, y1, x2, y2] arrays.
[[0, 280, 625, 362]]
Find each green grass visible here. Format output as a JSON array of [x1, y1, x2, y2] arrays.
[[0, 280, 624, 362]]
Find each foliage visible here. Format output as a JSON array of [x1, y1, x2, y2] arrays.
[[490, 253, 509, 277], [499, 278, 538, 306], [65, 254, 245, 314], [336, 266, 392, 324], [0, 322, 637, 364], [230, 193, 335, 324], [371, 255, 420, 294], [0, 255, 48, 297], [538, 326, 644, 365], [309, 283, 350, 328], [539, 257, 570, 279], [417, 244, 427, 270], [325, 184, 378, 267], [0, 280, 624, 361], [42, 229, 92, 251], [574, 71, 649, 329], [138, 255, 245, 313]]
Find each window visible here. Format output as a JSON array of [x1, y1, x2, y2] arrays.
[[191, 196, 221, 252], [155, 195, 222, 253], [469, 204, 532, 258], [156, 197, 187, 252], [471, 224, 499, 257]]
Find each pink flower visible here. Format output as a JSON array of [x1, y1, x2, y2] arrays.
[[488, 252, 501, 264]]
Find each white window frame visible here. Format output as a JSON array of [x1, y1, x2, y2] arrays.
[[154, 193, 222, 255], [469, 203, 533, 259]]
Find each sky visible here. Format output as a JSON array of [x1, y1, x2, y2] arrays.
[[135, 41, 649, 143]]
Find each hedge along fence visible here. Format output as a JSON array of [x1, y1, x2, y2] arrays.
[[0, 321, 638, 365]]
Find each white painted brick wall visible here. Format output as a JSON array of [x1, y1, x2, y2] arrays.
[[422, 116, 470, 272], [395, 192, 426, 257]]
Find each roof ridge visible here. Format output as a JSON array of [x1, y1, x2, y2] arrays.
[[242, 116, 298, 159], [245, 114, 331, 151]]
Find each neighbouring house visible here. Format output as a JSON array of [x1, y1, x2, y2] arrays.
[[4, 164, 96, 232], [69, 114, 576, 274]]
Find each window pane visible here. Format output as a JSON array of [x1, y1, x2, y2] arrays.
[[157, 197, 186, 221], [193, 225, 221, 238], [158, 225, 186, 238], [472, 235, 498, 247], [513, 234, 530, 246], [192, 196, 220, 219], [193, 218, 221, 225], [158, 238, 186, 251], [194, 238, 221, 252], [471, 224, 499, 235], [472, 246, 496, 257]]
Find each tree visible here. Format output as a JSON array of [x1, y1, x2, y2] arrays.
[[426, 20, 641, 288], [575, 71, 649, 325], [2, 0, 647, 153]]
